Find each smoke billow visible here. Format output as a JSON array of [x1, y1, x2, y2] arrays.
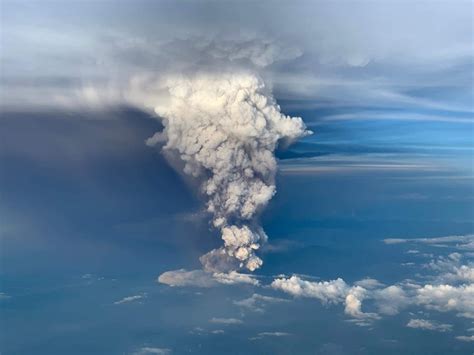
[[147, 72, 310, 272]]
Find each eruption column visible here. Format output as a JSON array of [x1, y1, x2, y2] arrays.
[[147, 73, 310, 271]]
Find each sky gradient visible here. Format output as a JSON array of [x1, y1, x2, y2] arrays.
[[1, 1, 473, 354]]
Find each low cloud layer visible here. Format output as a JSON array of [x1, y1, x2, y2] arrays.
[[271, 245, 474, 326], [158, 233, 474, 341], [271, 276, 383, 324], [157, 269, 259, 288]]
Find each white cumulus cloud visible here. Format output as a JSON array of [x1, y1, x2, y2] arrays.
[[373, 286, 409, 315], [271, 276, 378, 323], [271, 276, 348, 304], [415, 283, 474, 319]]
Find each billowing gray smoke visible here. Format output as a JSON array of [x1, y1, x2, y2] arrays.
[[147, 72, 310, 272]]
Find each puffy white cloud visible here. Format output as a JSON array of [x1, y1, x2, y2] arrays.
[[447, 266, 474, 283], [425, 253, 474, 284], [148, 73, 309, 271], [373, 286, 410, 315], [270, 272, 474, 329], [406, 319, 452, 332], [381, 235, 474, 322], [268, 234, 474, 329], [344, 286, 379, 321], [415, 284, 474, 319], [271, 276, 348, 304]]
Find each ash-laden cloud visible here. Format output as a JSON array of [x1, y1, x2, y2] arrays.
[[147, 72, 310, 271]]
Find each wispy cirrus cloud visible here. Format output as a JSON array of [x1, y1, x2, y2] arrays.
[[321, 111, 473, 124], [455, 335, 474, 342], [233, 293, 289, 313], [132, 347, 171, 355], [209, 318, 243, 325], [114, 294, 146, 305], [279, 153, 446, 175], [250, 332, 291, 340], [270, 234, 474, 326], [406, 319, 452, 332], [383, 234, 474, 248]]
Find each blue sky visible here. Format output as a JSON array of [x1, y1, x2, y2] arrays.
[[1, 1, 473, 354]]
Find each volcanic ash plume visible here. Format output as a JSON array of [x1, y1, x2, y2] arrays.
[[147, 73, 310, 271]]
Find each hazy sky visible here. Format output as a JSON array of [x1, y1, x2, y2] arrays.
[[1, 1, 473, 354], [1, 0, 472, 113]]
